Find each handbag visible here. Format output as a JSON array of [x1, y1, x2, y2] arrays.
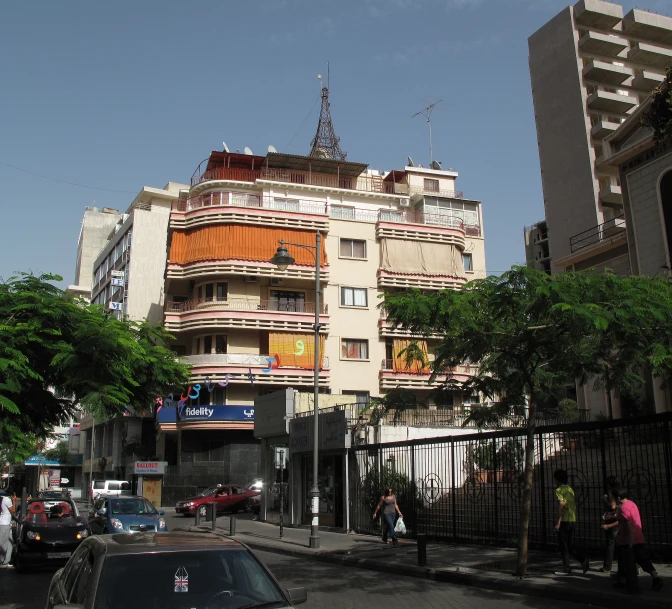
[[394, 516, 406, 534]]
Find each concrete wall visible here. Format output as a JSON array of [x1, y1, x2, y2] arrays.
[[529, 7, 600, 266], [74, 209, 121, 288]]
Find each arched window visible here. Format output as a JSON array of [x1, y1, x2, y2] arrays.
[[661, 170, 672, 267]]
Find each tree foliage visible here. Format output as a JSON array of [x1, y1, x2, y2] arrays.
[[0, 272, 190, 459], [642, 65, 672, 144], [383, 266, 672, 575]]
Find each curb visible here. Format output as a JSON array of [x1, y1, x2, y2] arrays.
[[238, 537, 668, 609]]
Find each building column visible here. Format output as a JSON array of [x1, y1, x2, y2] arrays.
[[176, 428, 182, 466], [156, 431, 166, 461]]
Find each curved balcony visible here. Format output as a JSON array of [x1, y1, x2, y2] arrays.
[[164, 298, 329, 334], [377, 270, 468, 291], [184, 352, 330, 387], [376, 210, 466, 248], [379, 360, 475, 391]]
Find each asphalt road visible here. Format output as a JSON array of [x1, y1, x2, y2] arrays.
[[0, 543, 583, 609]]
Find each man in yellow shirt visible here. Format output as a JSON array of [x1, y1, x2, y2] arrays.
[[554, 469, 589, 576]]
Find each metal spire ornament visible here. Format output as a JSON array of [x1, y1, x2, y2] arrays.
[[309, 65, 347, 160]]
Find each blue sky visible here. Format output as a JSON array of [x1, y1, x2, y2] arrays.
[[1, 0, 668, 284]]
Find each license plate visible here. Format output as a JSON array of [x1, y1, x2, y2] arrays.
[[46, 552, 72, 559]]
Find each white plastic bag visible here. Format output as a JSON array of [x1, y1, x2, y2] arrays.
[[394, 517, 406, 534]]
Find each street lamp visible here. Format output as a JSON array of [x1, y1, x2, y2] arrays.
[[270, 231, 322, 549]]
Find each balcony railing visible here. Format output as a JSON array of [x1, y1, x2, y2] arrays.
[[409, 186, 464, 199], [190, 165, 409, 196], [172, 192, 328, 216], [377, 209, 464, 230], [380, 359, 477, 374], [569, 215, 626, 253], [166, 297, 328, 314], [184, 352, 329, 368]]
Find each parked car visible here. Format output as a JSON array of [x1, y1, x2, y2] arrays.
[[45, 531, 307, 609], [175, 484, 260, 518], [90, 479, 131, 499], [12, 498, 89, 573], [37, 490, 72, 509], [87, 495, 167, 535]]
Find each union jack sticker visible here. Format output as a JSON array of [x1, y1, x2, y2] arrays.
[[174, 566, 188, 592]]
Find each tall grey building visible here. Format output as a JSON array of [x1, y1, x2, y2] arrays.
[[528, 0, 672, 273]]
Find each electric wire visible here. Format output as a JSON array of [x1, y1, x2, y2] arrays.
[[283, 95, 321, 152], [0, 160, 137, 194]]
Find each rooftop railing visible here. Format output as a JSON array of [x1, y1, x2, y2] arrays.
[[166, 297, 328, 314], [409, 185, 464, 199]]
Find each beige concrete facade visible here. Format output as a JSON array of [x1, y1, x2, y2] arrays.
[[528, 0, 672, 271], [163, 150, 486, 407]]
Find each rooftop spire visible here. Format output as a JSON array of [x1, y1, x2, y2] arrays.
[[309, 66, 347, 161]]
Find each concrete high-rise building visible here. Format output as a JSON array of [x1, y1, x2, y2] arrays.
[[528, 0, 672, 273], [67, 206, 122, 299], [523, 220, 551, 273]]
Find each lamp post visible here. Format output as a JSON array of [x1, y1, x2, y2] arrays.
[[270, 231, 322, 549]]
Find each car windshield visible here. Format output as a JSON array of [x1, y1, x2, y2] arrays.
[[110, 498, 157, 515], [95, 549, 288, 609], [198, 487, 219, 497]]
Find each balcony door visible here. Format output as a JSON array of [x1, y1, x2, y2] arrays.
[[270, 290, 305, 313]]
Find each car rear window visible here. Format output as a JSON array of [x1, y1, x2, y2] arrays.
[[94, 480, 105, 489], [108, 482, 120, 491], [95, 549, 288, 609]]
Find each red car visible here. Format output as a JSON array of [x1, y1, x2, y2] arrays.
[[175, 484, 260, 518]]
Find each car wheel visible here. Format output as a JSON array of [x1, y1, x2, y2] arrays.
[[242, 500, 253, 513], [198, 505, 208, 518]]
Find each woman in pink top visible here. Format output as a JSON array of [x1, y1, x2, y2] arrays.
[[614, 488, 663, 593]]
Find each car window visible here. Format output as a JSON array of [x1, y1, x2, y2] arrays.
[[71, 551, 95, 605], [108, 482, 120, 491], [94, 480, 105, 490], [63, 546, 90, 598], [94, 549, 287, 609], [120, 482, 130, 491]]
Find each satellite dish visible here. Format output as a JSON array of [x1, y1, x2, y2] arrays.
[[268, 145, 277, 153], [407, 156, 414, 167], [430, 160, 442, 170], [222, 141, 230, 153], [244, 147, 253, 155]]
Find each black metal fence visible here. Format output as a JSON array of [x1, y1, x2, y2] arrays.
[[349, 413, 672, 559]]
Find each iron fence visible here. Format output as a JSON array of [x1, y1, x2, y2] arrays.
[[349, 413, 672, 559]]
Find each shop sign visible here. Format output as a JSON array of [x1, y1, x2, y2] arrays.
[[180, 406, 254, 421], [111, 270, 125, 277], [289, 410, 351, 454], [134, 461, 167, 475], [254, 389, 294, 438]]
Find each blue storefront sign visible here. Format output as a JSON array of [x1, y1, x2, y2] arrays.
[[157, 405, 254, 424], [25, 456, 61, 467]]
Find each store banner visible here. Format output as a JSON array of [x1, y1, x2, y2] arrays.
[[157, 405, 254, 423]]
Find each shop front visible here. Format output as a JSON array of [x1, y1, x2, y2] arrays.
[[289, 409, 351, 530], [133, 461, 167, 507]]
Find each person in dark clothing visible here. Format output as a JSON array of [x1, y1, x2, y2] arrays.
[[601, 476, 620, 573], [372, 487, 403, 545], [553, 469, 589, 576]]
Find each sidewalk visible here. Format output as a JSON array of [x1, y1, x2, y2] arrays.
[[185, 515, 670, 609]]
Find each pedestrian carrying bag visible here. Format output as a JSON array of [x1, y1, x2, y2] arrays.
[[394, 517, 406, 534]]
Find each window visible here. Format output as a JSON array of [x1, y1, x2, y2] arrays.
[[212, 385, 226, 405], [340, 238, 366, 259], [341, 287, 367, 307], [462, 253, 473, 272], [198, 282, 227, 302], [424, 178, 440, 193], [341, 339, 369, 360], [330, 205, 356, 220], [203, 336, 212, 354], [343, 390, 370, 405], [270, 290, 305, 312], [215, 335, 226, 354], [71, 552, 95, 604], [171, 345, 187, 357]]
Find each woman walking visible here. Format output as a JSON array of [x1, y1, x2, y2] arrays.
[[373, 487, 403, 545]]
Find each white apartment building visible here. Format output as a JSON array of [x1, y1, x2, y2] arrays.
[[528, 0, 672, 272]]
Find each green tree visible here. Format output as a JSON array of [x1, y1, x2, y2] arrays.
[[642, 65, 672, 143], [383, 266, 672, 576], [0, 272, 190, 458], [44, 439, 77, 467]]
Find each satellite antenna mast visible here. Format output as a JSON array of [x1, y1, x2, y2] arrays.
[[412, 100, 442, 165]]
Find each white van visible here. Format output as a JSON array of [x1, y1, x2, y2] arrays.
[[90, 479, 131, 499]]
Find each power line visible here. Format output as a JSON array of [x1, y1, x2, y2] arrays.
[[0, 160, 137, 194], [284, 95, 321, 153]]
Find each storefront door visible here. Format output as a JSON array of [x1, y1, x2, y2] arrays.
[[142, 476, 162, 507], [302, 454, 343, 528]]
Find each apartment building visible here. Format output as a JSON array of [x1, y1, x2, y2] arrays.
[[528, 0, 672, 273], [523, 220, 551, 273], [73, 182, 189, 496], [158, 144, 486, 485]]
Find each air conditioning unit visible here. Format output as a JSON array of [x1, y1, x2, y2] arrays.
[[271, 278, 284, 287], [398, 199, 411, 208], [244, 276, 259, 283]]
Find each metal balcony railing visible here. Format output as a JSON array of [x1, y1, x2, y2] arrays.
[[184, 352, 329, 368], [172, 191, 329, 216], [409, 186, 464, 199], [569, 215, 626, 252], [166, 297, 328, 314]]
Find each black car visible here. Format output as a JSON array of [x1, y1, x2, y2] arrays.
[[46, 531, 307, 609], [13, 498, 89, 573]]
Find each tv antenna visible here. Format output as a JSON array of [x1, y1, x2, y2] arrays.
[[412, 100, 442, 165]]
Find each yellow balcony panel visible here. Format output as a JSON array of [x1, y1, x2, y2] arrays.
[[587, 90, 637, 113], [583, 60, 632, 85], [627, 43, 672, 69], [574, 0, 623, 30], [579, 31, 628, 57], [632, 70, 665, 92], [623, 9, 672, 46]]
